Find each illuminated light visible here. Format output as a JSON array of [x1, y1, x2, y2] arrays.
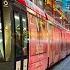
[[0, 23, 2, 32], [0, 39, 2, 43], [67, 29, 70, 32], [14, 15, 19, 20], [0, 30, 2, 32], [23, 28, 26, 30], [0, 23, 2, 29], [22, 18, 26, 22], [27, 38, 29, 41], [60, 17, 62, 19]]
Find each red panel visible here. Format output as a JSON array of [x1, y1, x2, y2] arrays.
[[29, 55, 39, 64], [43, 41, 48, 53], [17, 0, 26, 6], [39, 53, 48, 70], [29, 53, 48, 70], [29, 40, 36, 55], [29, 62, 41, 70]]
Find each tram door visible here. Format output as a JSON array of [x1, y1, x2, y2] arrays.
[[14, 9, 28, 70]]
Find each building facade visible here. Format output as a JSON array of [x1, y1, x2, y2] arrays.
[[30, 0, 70, 29]]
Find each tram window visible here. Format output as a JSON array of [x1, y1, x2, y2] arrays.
[[14, 13, 22, 58], [0, 11, 4, 61], [22, 15, 28, 56]]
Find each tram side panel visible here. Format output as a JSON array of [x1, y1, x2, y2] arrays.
[[66, 33, 68, 55], [38, 19, 48, 70], [61, 30, 66, 58], [50, 26, 60, 64], [27, 13, 48, 70], [69, 33, 70, 54], [60, 30, 64, 59], [58, 28, 62, 61], [67, 33, 70, 55], [68, 33, 70, 54], [47, 22, 69, 67], [48, 24, 60, 66], [27, 13, 39, 70], [53, 27, 60, 63], [58, 29, 62, 60], [47, 23, 53, 67], [66, 33, 69, 55], [50, 25, 56, 65], [47, 21, 63, 66], [65, 31, 67, 56], [65, 32, 68, 56], [63, 31, 67, 58]]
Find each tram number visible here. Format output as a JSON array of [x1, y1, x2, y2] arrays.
[[3, 0, 8, 7]]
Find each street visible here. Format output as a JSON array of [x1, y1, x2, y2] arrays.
[[51, 56, 70, 70]]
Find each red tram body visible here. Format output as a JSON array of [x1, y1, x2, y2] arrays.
[[0, 0, 70, 70], [17, 0, 70, 69]]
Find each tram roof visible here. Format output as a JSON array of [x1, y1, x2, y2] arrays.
[[17, 0, 46, 18], [17, 0, 70, 32], [46, 13, 70, 32]]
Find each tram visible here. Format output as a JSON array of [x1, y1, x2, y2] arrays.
[[0, 0, 70, 70]]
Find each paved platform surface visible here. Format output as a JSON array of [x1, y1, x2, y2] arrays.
[[51, 56, 70, 70]]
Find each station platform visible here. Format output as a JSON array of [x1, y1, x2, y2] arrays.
[[49, 56, 70, 70]]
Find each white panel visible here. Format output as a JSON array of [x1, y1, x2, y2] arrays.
[[16, 61, 21, 70], [23, 59, 28, 70]]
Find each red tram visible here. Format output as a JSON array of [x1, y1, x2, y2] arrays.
[[0, 0, 70, 70]]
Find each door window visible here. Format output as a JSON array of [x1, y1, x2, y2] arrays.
[[0, 11, 4, 61], [14, 10, 28, 70], [14, 12, 22, 58], [14, 11, 28, 58], [22, 15, 28, 56]]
